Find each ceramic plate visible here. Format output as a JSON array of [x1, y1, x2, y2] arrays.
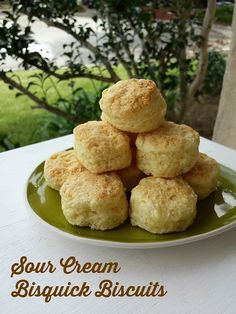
[[26, 162, 236, 248]]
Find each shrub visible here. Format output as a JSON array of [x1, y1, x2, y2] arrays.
[[39, 83, 105, 137], [0, 0, 217, 141], [215, 4, 234, 25], [201, 51, 226, 95]]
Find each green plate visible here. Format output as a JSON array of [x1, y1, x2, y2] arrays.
[[26, 162, 236, 248]]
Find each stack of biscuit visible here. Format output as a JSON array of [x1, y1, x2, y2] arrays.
[[44, 79, 219, 234]]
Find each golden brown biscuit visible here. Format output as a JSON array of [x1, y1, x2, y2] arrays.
[[183, 153, 219, 199], [44, 149, 85, 190], [136, 121, 199, 178], [73, 121, 132, 174], [60, 171, 128, 230], [130, 177, 197, 234], [100, 79, 167, 132]]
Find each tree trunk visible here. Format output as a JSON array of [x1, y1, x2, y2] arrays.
[[180, 0, 216, 123], [213, 4, 236, 149]]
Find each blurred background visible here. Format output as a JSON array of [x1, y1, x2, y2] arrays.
[[0, 0, 235, 152]]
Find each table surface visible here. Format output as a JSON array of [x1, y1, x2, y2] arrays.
[[0, 135, 236, 314]]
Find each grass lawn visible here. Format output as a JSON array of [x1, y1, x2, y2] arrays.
[[0, 73, 50, 151], [0, 68, 126, 151]]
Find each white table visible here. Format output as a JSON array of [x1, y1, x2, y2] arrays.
[[0, 135, 236, 314]]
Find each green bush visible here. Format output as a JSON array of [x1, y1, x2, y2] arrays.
[[40, 84, 105, 137], [201, 51, 226, 95], [0, 135, 19, 152], [158, 51, 226, 110], [0, 1, 214, 125], [0, 70, 108, 151], [196, 4, 234, 25], [215, 4, 234, 25], [0, 1, 222, 150]]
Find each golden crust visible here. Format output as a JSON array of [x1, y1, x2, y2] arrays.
[[44, 150, 85, 191], [130, 177, 197, 234], [73, 121, 132, 174], [183, 153, 219, 199], [100, 79, 167, 132], [136, 121, 200, 177], [60, 171, 128, 230]]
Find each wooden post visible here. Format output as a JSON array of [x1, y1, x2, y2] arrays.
[[213, 4, 236, 149]]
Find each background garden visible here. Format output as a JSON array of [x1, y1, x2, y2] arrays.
[[0, 0, 235, 152]]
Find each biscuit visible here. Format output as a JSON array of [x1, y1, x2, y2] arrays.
[[100, 79, 167, 132], [44, 149, 85, 190], [74, 121, 132, 174], [60, 171, 128, 230], [136, 121, 199, 178], [130, 177, 197, 234], [183, 153, 219, 199]]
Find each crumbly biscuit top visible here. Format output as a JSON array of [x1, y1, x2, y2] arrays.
[[136, 121, 199, 149], [45, 150, 84, 173], [73, 121, 129, 146], [60, 171, 124, 202], [100, 79, 163, 117], [132, 177, 197, 210]]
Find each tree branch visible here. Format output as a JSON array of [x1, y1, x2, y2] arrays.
[[106, 20, 133, 78], [175, 2, 189, 123], [7, 50, 116, 83], [42, 19, 120, 83], [52, 70, 116, 83], [188, 0, 216, 99], [178, 45, 188, 122], [0, 72, 76, 122], [113, 20, 139, 78]]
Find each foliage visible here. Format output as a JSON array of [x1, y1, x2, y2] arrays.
[[0, 0, 212, 114], [0, 71, 107, 151], [162, 51, 226, 108], [197, 3, 234, 25], [201, 51, 226, 95], [0, 135, 19, 152], [215, 4, 234, 25], [0, 0, 217, 150], [0, 51, 225, 151], [37, 82, 105, 137]]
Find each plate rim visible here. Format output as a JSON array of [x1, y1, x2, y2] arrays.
[[25, 163, 236, 249]]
